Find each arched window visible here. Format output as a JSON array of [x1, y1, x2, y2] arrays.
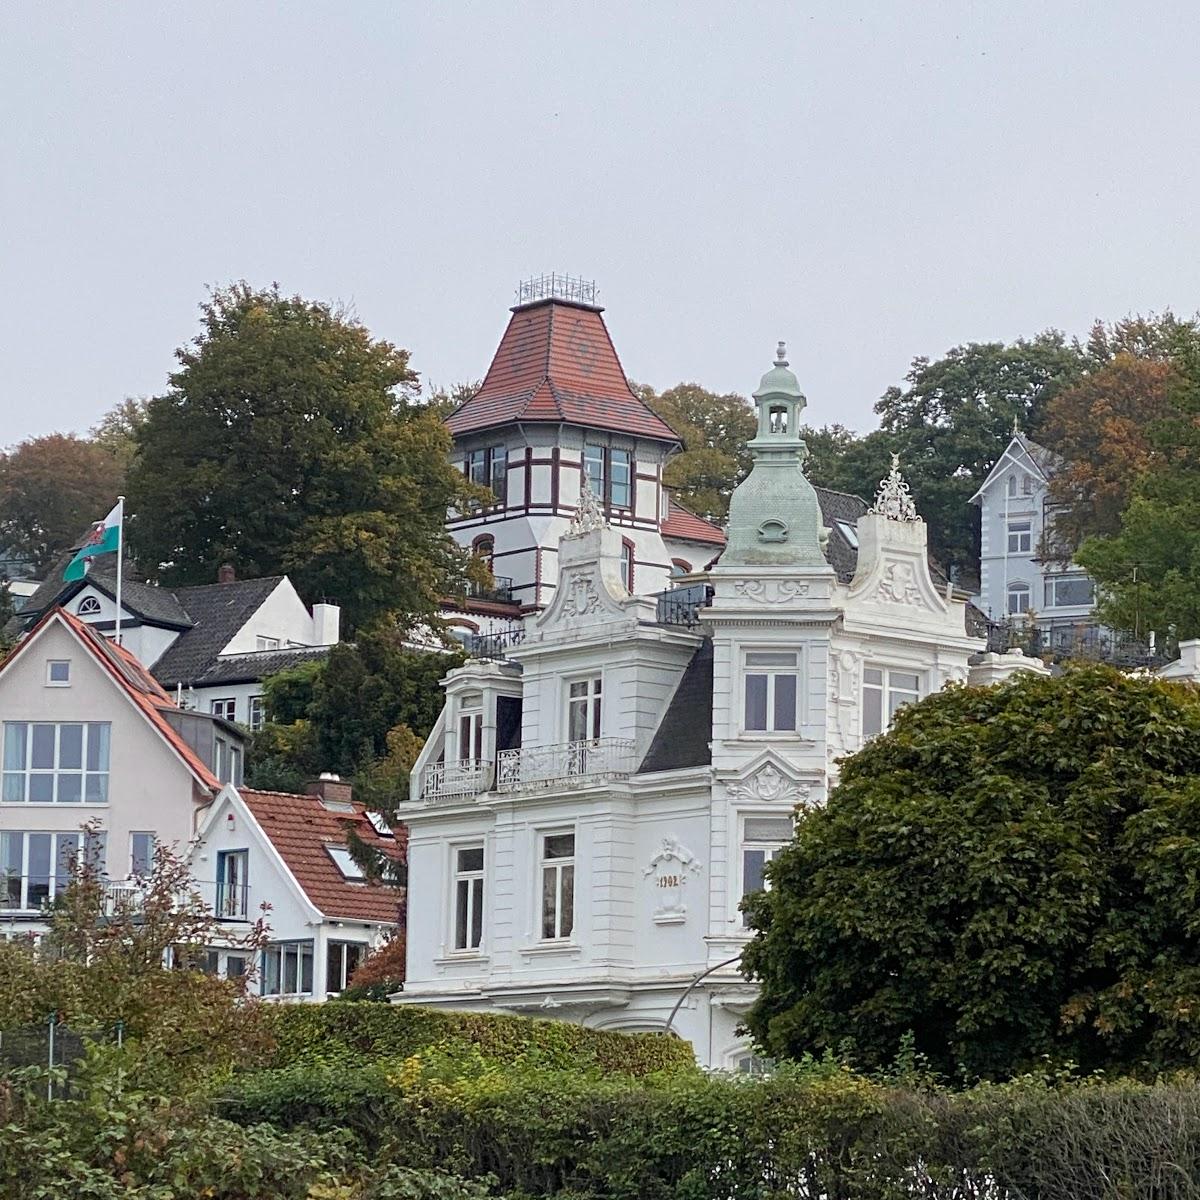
[[1007, 581, 1031, 615], [670, 559, 692, 577], [1006, 474, 1017, 497], [77, 596, 101, 616], [768, 405, 788, 434], [472, 535, 494, 570], [620, 540, 634, 592]]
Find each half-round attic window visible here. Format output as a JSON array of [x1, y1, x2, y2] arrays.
[[757, 519, 789, 544], [77, 596, 102, 616]]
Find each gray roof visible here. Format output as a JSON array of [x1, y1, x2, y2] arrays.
[[151, 577, 286, 688], [814, 486, 870, 582], [638, 639, 713, 774], [188, 645, 331, 687], [1014, 432, 1063, 477]]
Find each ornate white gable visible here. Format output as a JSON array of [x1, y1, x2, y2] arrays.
[[534, 524, 633, 635], [719, 751, 819, 811]]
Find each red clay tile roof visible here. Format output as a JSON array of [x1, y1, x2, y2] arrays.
[[239, 789, 406, 924], [662, 499, 727, 546], [446, 299, 680, 443], [0, 607, 221, 793]]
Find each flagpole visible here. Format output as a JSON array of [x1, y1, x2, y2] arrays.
[[114, 496, 125, 646]]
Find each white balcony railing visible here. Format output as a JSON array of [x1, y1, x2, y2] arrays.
[[421, 759, 493, 803], [496, 738, 637, 793]]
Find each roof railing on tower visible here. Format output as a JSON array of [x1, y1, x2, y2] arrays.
[[515, 273, 599, 308]]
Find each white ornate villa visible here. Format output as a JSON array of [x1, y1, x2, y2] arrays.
[[400, 318, 1030, 1067]]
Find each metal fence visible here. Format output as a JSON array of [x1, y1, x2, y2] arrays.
[[0, 1016, 122, 1099], [984, 617, 1172, 670]]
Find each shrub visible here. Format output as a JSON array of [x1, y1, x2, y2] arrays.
[[261, 1001, 696, 1076]]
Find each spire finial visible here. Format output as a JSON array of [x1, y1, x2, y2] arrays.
[[1012, 414, 1020, 436], [774, 340, 788, 367], [870, 453, 920, 522]]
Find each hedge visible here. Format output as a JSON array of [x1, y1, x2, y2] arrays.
[[261, 1001, 697, 1077], [222, 1061, 1200, 1200]]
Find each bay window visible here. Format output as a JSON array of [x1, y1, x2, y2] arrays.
[[2, 722, 110, 804], [862, 667, 921, 738], [261, 940, 314, 997], [540, 832, 575, 941], [743, 651, 798, 733], [453, 845, 485, 950]]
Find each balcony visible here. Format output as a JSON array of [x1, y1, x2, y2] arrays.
[[654, 583, 711, 629], [466, 624, 526, 661], [421, 759, 494, 803], [464, 576, 515, 604], [496, 738, 637, 793]]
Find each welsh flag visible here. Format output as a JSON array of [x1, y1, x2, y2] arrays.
[[64, 500, 123, 581]]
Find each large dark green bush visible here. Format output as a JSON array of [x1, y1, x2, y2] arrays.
[[220, 1056, 1200, 1200], [743, 665, 1200, 1080], [262, 1001, 695, 1077]]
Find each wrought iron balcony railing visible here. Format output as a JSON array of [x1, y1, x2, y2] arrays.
[[464, 576, 515, 604], [466, 624, 526, 661], [496, 738, 637, 793], [421, 759, 493, 802], [654, 583, 711, 629]]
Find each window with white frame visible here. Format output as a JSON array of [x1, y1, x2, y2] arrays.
[[255, 636, 280, 652], [862, 667, 921, 738], [46, 660, 70, 686], [540, 832, 575, 941], [1044, 575, 1095, 608], [1007, 581, 1031, 615], [567, 678, 602, 743], [582, 444, 632, 509], [211, 698, 237, 722], [215, 849, 248, 918], [130, 831, 155, 877], [325, 844, 366, 882], [2, 722, 110, 804], [741, 815, 793, 924], [1007, 520, 1032, 554], [453, 845, 485, 950], [743, 651, 799, 732], [261, 940, 313, 996], [248, 695, 265, 731], [76, 596, 102, 616], [0, 829, 105, 911], [458, 706, 483, 764], [326, 940, 367, 994], [620, 540, 634, 591]]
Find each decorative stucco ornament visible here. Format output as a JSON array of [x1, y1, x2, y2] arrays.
[[644, 837, 702, 923], [870, 453, 920, 522], [727, 764, 811, 807], [560, 574, 601, 618], [566, 475, 607, 537], [876, 560, 921, 605]]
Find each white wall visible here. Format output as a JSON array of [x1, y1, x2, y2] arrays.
[[222, 580, 326, 654]]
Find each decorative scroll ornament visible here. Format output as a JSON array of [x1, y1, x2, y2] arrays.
[[643, 837, 702, 922], [733, 579, 811, 604], [870, 453, 920, 522], [727, 764, 811, 807], [560, 574, 600, 618], [566, 475, 607, 537], [876, 560, 921, 605]]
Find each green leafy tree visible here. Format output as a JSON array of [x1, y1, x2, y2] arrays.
[[127, 283, 482, 631], [0, 434, 125, 575], [1076, 326, 1200, 638], [870, 334, 1086, 571], [89, 397, 150, 473], [743, 666, 1200, 1081]]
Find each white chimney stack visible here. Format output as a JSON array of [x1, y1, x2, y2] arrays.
[[312, 603, 341, 647]]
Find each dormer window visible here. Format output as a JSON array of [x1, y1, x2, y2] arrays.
[[769, 405, 789, 434], [76, 596, 101, 617]]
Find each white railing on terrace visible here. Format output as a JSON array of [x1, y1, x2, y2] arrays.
[[496, 738, 637, 793], [421, 759, 493, 802]]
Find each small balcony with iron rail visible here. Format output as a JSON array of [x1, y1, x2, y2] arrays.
[[496, 738, 638, 793], [420, 758, 495, 804]]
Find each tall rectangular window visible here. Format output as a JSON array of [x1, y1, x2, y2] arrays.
[[216, 849, 248, 919], [741, 816, 793, 922], [131, 832, 155, 877], [567, 678, 602, 743], [2, 722, 110, 804], [261, 940, 314, 996], [862, 667, 921, 738], [248, 695, 265, 731], [743, 652, 798, 732], [609, 448, 632, 508], [459, 709, 483, 763], [325, 941, 367, 994], [1007, 520, 1032, 554], [453, 845, 485, 950], [466, 446, 507, 506], [540, 832, 575, 941], [583, 445, 605, 497]]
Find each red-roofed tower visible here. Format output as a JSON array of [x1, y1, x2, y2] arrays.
[[445, 276, 725, 611]]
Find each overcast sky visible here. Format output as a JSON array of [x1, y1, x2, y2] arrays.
[[2, 2, 1198, 446]]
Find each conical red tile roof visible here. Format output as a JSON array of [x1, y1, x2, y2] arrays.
[[446, 299, 679, 443]]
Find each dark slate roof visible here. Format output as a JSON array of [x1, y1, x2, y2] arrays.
[[814, 487, 870, 582], [152, 577, 286, 688], [190, 646, 331, 687], [638, 639, 713, 774]]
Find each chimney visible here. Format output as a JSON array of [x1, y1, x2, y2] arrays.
[[312, 602, 341, 646], [305, 772, 353, 807], [218, 563, 236, 584]]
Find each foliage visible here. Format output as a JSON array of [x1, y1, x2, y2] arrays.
[[1076, 324, 1200, 638], [221, 1053, 1200, 1200], [743, 666, 1200, 1081], [259, 1002, 696, 1076], [89, 396, 150, 474], [423, 380, 481, 420], [126, 282, 483, 632], [0, 433, 125, 575], [341, 934, 408, 1000]]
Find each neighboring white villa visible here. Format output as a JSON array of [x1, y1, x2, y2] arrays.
[[0, 607, 238, 937], [970, 432, 1099, 646], [8, 565, 340, 729], [400, 345, 1009, 1068]]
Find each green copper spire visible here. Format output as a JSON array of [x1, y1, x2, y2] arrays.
[[723, 343, 826, 567]]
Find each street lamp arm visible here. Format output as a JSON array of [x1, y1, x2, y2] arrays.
[[664, 951, 744, 1037]]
